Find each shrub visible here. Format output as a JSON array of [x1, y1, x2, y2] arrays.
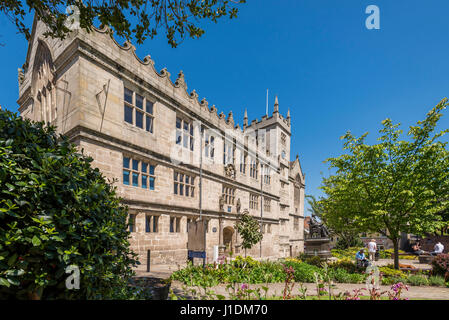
[[406, 275, 429, 286], [381, 276, 408, 286], [329, 268, 352, 283], [0, 110, 138, 299], [232, 255, 259, 268], [428, 276, 446, 287], [328, 258, 358, 273], [378, 266, 405, 278], [431, 254, 449, 280], [335, 237, 363, 250], [304, 256, 323, 267]]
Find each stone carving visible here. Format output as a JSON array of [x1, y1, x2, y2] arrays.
[[175, 70, 187, 90], [224, 163, 236, 179], [236, 198, 241, 213], [18, 68, 25, 85], [309, 214, 329, 238], [219, 194, 225, 211]]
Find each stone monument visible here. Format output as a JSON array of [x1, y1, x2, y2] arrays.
[[305, 214, 331, 259]]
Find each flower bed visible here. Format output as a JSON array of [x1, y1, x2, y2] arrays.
[[171, 255, 448, 289]]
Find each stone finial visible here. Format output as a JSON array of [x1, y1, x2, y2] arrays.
[[200, 97, 208, 108], [190, 89, 198, 100], [227, 111, 234, 125], [243, 108, 248, 127], [18, 68, 25, 86], [273, 96, 279, 113], [287, 108, 291, 126], [160, 67, 171, 79], [175, 70, 187, 90]]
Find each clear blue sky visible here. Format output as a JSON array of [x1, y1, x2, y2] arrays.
[[1, 0, 448, 215]]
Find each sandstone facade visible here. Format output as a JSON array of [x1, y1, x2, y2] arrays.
[[18, 18, 305, 271]]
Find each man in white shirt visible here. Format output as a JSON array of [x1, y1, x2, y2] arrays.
[[431, 242, 444, 256], [367, 239, 377, 262]]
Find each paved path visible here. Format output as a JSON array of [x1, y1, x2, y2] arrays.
[[138, 258, 447, 300], [170, 281, 449, 300]]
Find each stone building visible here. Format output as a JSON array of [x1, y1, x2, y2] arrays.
[[17, 18, 306, 271]]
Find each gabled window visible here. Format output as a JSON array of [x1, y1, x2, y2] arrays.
[[124, 87, 154, 132]]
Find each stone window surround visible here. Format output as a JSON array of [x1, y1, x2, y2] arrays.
[[170, 216, 182, 233], [123, 86, 155, 133], [249, 193, 259, 210], [123, 155, 156, 190], [204, 131, 215, 161], [239, 148, 247, 174], [173, 170, 195, 197], [128, 213, 137, 232], [249, 157, 259, 179], [222, 185, 235, 205], [176, 116, 194, 151], [145, 214, 159, 233], [262, 164, 271, 185], [264, 197, 271, 212]]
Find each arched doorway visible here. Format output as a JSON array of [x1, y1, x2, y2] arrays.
[[223, 226, 234, 252]]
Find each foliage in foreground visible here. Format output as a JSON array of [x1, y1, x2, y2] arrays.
[[171, 255, 449, 290], [3, 0, 245, 47], [431, 254, 449, 281], [0, 110, 139, 299]]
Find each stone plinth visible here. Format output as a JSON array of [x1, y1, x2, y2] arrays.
[[304, 237, 331, 259]]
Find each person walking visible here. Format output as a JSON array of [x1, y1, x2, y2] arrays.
[[367, 239, 377, 262]]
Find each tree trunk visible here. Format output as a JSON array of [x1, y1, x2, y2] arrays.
[[393, 238, 400, 270]]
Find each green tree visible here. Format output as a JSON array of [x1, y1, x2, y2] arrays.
[[0, 109, 139, 299], [235, 211, 263, 257], [321, 99, 449, 269], [1, 0, 245, 47]]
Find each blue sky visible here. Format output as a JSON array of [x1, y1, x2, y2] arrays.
[[1, 0, 448, 215]]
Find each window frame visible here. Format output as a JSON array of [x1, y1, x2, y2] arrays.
[[249, 194, 259, 210], [174, 171, 195, 197], [176, 117, 194, 151], [123, 156, 156, 190], [222, 185, 235, 205], [124, 87, 155, 133]]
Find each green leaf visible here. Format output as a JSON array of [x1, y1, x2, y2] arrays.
[[31, 235, 41, 246], [0, 277, 10, 287]]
